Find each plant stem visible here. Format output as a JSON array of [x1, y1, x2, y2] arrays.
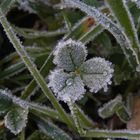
[[68, 101, 86, 135], [84, 129, 140, 139], [19, 129, 25, 140], [0, 9, 73, 129]]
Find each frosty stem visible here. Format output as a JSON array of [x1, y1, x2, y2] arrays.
[[84, 129, 140, 139], [68, 101, 86, 135], [0, 8, 73, 129]]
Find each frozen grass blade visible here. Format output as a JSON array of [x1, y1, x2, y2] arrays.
[[21, 52, 54, 99], [106, 0, 140, 63], [0, 8, 73, 129], [66, 0, 139, 68], [13, 26, 68, 39], [84, 129, 140, 139]]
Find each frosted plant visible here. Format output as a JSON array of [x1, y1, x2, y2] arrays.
[[0, 89, 28, 135], [80, 57, 113, 93], [48, 39, 114, 134], [53, 39, 87, 72], [49, 39, 114, 103]]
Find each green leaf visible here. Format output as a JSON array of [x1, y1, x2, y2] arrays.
[[4, 105, 28, 135], [37, 118, 72, 140], [98, 95, 122, 119], [48, 69, 85, 103], [80, 57, 114, 93], [53, 39, 87, 71], [0, 89, 13, 115]]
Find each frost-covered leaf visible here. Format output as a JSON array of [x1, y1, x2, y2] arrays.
[[98, 95, 122, 119], [106, 0, 140, 64], [53, 39, 87, 72], [0, 89, 13, 115], [80, 57, 114, 93], [48, 69, 85, 103], [5, 105, 28, 135], [37, 118, 72, 140]]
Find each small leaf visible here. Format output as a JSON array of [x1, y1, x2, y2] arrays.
[[80, 57, 114, 93], [98, 95, 122, 119], [4, 105, 28, 135], [53, 39, 87, 71], [106, 0, 140, 63], [37, 118, 72, 140], [48, 69, 85, 103], [0, 89, 13, 115]]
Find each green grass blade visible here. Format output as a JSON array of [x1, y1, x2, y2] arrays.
[[67, 0, 139, 68], [106, 0, 140, 62], [83, 129, 140, 139], [0, 9, 73, 129]]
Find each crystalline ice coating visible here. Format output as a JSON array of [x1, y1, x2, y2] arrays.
[[66, 78, 74, 86], [50, 38, 114, 102], [48, 69, 85, 103], [53, 39, 87, 71], [80, 57, 114, 93], [4, 106, 28, 135]]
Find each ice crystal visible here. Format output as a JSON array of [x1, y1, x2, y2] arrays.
[[53, 39, 87, 71], [48, 69, 85, 103], [80, 57, 114, 93], [49, 39, 114, 103]]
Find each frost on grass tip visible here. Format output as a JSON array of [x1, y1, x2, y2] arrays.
[[53, 39, 87, 72], [49, 39, 114, 103]]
